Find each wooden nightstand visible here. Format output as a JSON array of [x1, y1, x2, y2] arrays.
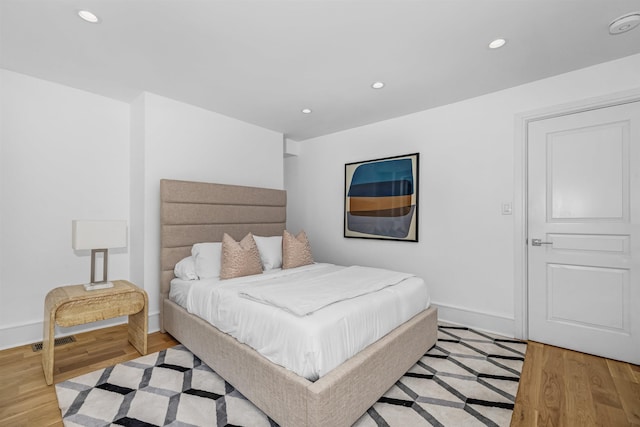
[[42, 280, 148, 385]]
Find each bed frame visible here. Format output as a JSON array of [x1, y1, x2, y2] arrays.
[[159, 179, 438, 427]]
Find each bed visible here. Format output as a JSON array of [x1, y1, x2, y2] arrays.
[[159, 179, 438, 427]]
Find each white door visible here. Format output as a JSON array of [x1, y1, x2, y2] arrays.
[[528, 101, 640, 364]]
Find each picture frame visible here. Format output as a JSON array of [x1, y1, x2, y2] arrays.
[[344, 153, 419, 242]]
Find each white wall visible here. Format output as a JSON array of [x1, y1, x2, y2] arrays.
[[0, 73, 283, 350], [130, 93, 284, 330], [0, 69, 4, 333], [0, 69, 130, 348], [129, 95, 146, 289], [285, 53, 640, 336]]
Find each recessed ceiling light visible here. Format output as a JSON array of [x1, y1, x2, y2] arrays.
[[301, 108, 312, 114], [609, 13, 640, 35], [78, 10, 99, 23], [488, 38, 506, 49], [371, 81, 385, 89]]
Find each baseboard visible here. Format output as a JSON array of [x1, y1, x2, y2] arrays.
[[0, 312, 162, 351], [431, 301, 516, 338]]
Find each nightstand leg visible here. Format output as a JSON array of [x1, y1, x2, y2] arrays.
[[128, 305, 148, 355], [42, 311, 55, 385]]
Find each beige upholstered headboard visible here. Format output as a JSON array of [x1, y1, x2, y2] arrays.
[[160, 179, 287, 303]]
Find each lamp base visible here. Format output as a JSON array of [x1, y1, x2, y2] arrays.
[[83, 281, 114, 291]]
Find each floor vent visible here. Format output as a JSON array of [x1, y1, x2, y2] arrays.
[[32, 336, 76, 352]]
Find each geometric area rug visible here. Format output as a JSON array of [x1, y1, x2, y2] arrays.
[[56, 323, 526, 426]]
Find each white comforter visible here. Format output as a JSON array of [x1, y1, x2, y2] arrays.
[[240, 265, 414, 316], [173, 263, 430, 380]]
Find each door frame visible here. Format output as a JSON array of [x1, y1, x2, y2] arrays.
[[513, 87, 640, 340]]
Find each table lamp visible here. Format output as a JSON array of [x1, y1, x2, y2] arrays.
[[72, 220, 127, 291]]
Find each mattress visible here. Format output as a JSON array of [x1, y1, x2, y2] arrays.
[[170, 263, 430, 380]]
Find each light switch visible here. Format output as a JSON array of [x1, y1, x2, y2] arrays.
[[502, 203, 512, 215]]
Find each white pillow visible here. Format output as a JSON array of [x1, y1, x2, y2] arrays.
[[254, 235, 283, 270], [174, 256, 198, 280], [192, 242, 222, 279]]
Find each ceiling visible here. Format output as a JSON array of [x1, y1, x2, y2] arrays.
[[2, 0, 640, 141]]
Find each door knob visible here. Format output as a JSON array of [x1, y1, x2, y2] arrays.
[[531, 238, 553, 246]]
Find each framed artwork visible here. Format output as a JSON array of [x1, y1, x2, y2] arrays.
[[344, 153, 419, 242]]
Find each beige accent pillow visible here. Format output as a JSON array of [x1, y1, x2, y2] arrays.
[[220, 233, 263, 279], [282, 230, 314, 269]]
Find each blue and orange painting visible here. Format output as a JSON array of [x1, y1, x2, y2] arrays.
[[344, 153, 418, 241]]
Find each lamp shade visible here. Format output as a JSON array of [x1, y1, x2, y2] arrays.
[[72, 220, 127, 250]]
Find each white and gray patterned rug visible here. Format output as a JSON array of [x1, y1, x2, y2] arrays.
[[56, 324, 526, 426]]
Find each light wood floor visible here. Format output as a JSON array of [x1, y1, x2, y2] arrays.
[[0, 324, 178, 427], [0, 326, 638, 427], [512, 341, 640, 427]]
